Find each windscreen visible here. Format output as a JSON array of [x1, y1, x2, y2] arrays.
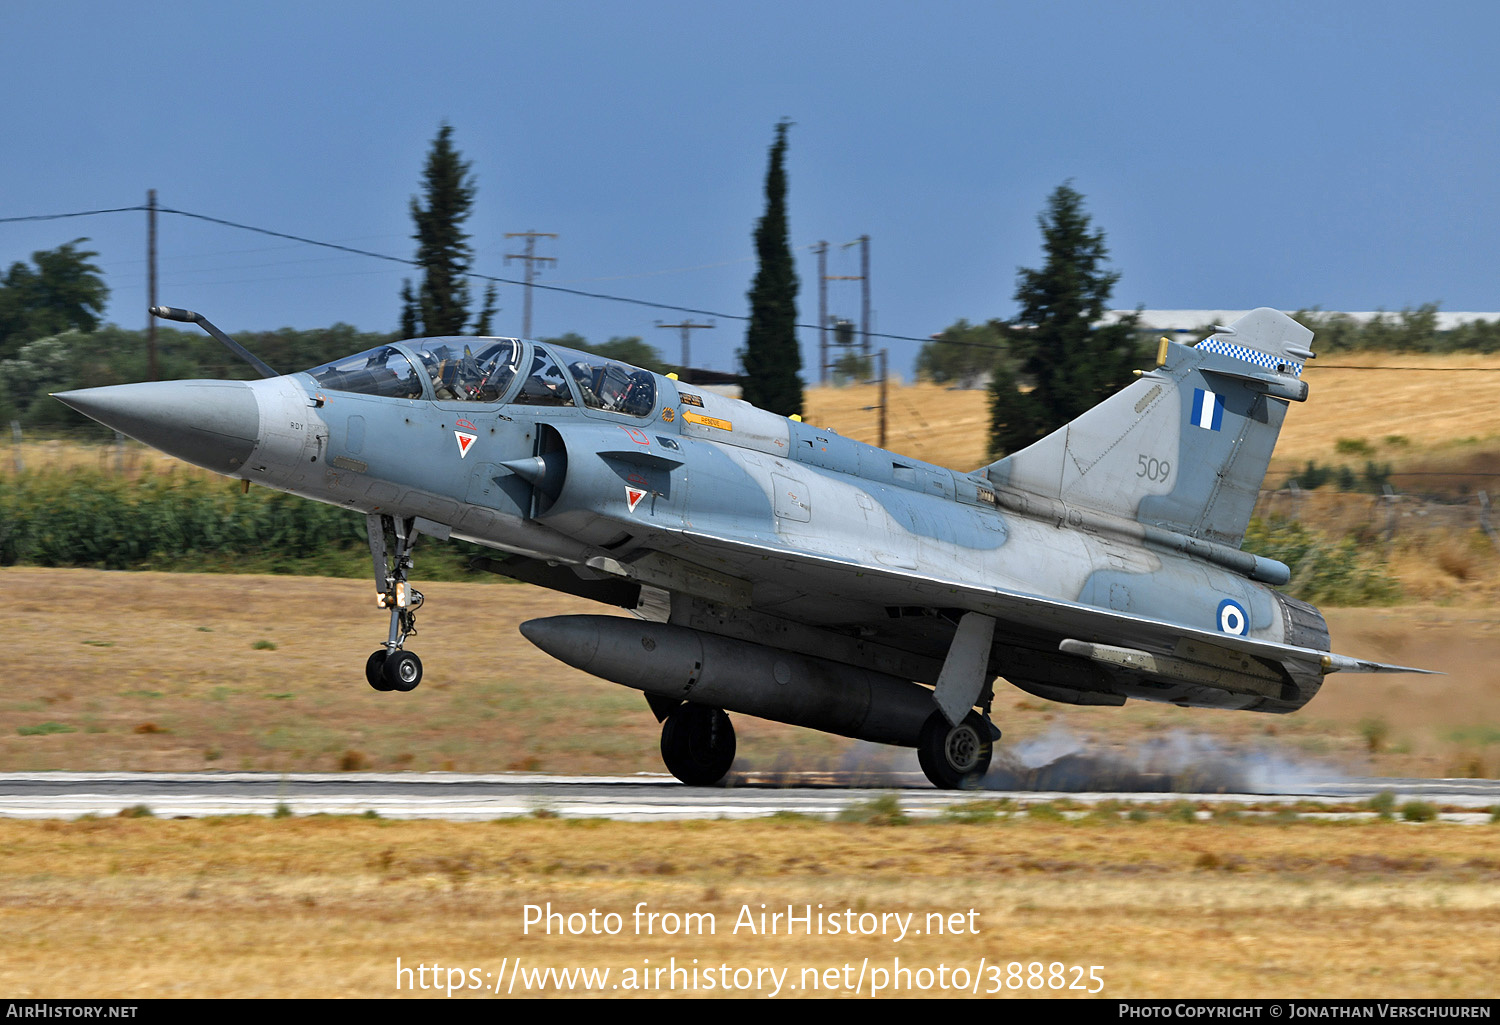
[[304, 346, 424, 399], [408, 338, 522, 402], [548, 343, 657, 417], [303, 339, 524, 402]]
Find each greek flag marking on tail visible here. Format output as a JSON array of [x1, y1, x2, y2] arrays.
[[1191, 388, 1224, 431]]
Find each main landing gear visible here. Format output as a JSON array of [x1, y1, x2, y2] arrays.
[[365, 513, 425, 693], [917, 710, 995, 790], [660, 704, 737, 786]]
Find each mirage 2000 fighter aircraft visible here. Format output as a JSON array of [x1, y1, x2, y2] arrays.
[[56, 306, 1430, 788]]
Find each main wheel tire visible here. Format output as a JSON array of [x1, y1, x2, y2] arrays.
[[917, 710, 993, 790], [915, 737, 937, 785], [660, 705, 736, 786], [366, 650, 393, 691], [382, 649, 423, 692]]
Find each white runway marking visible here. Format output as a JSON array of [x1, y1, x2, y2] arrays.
[[0, 773, 1494, 822]]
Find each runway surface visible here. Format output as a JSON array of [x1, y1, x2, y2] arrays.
[[0, 772, 1496, 822]]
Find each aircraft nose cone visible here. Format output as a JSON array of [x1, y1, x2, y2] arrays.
[[54, 380, 260, 475]]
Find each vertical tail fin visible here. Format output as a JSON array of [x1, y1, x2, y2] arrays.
[[981, 308, 1313, 548]]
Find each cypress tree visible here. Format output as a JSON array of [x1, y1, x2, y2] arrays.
[[988, 183, 1139, 458], [407, 123, 477, 336], [740, 119, 803, 416], [398, 279, 419, 338], [474, 283, 498, 336]]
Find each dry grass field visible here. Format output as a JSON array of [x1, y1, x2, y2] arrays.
[[1, 814, 1497, 998], [803, 352, 1500, 473], [5, 351, 1497, 1000], [9, 568, 1500, 780], [12, 350, 1499, 482]]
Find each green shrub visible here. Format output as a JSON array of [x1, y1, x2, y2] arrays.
[[1285, 460, 1391, 494], [1025, 802, 1067, 822], [1359, 718, 1390, 754], [16, 721, 76, 736], [1400, 801, 1437, 823], [1166, 801, 1200, 823], [836, 794, 908, 826], [0, 467, 492, 578], [940, 801, 1001, 824], [1242, 518, 1400, 605], [1362, 461, 1393, 491], [1291, 460, 1332, 490]]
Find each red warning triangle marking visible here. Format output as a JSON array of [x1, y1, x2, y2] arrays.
[[625, 486, 647, 512], [454, 431, 477, 458]]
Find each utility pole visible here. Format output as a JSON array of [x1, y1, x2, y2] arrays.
[[656, 320, 714, 378], [862, 347, 889, 448], [147, 189, 158, 381], [836, 235, 871, 358], [814, 241, 828, 385], [504, 230, 557, 339], [827, 235, 871, 369], [860, 235, 871, 359]]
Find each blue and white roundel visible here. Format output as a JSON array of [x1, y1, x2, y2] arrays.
[[1216, 598, 1249, 636]]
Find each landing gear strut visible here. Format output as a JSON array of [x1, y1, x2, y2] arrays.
[[660, 704, 736, 786], [365, 513, 424, 692], [917, 710, 994, 789]]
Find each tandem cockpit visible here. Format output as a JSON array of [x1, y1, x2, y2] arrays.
[[302, 338, 659, 418]]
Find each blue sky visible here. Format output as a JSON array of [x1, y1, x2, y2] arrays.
[[3, 1, 1498, 375]]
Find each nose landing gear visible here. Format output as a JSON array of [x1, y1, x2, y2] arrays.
[[365, 513, 424, 692]]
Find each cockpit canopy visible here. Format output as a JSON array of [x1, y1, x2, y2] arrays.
[[544, 342, 658, 418], [301, 338, 657, 418]]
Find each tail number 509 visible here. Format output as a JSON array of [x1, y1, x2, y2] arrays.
[[1137, 455, 1171, 483]]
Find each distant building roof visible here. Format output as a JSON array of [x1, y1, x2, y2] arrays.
[[1103, 310, 1500, 334]]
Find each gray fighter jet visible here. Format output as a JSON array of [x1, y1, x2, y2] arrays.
[[55, 305, 1430, 788]]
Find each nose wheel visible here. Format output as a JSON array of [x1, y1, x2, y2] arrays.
[[365, 650, 393, 691], [365, 648, 423, 692], [366, 513, 425, 692]]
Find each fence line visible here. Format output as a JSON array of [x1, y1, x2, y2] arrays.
[[1254, 486, 1500, 548]]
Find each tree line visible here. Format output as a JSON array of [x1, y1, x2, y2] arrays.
[[0, 313, 678, 434], [915, 187, 1500, 459], [1290, 305, 1500, 353], [918, 302, 1500, 389], [4, 123, 1489, 454]]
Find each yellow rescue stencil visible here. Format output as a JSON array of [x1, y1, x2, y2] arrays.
[[682, 410, 732, 431]]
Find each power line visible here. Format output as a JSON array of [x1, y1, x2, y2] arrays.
[[1310, 365, 1500, 371], [7, 202, 1500, 362], [549, 255, 754, 284], [0, 206, 147, 224], [1, 202, 945, 343], [1272, 471, 1500, 478], [157, 207, 906, 336], [163, 207, 927, 339]]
